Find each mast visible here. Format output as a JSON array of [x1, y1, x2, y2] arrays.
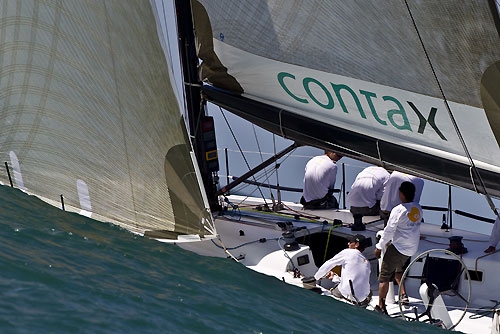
[[175, 0, 219, 211]]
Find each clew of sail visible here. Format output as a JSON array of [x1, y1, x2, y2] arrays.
[[0, 0, 215, 240], [193, 0, 500, 198]]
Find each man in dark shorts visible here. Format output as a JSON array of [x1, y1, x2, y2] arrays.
[[374, 181, 423, 312]]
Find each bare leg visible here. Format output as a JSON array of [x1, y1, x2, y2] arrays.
[[378, 282, 389, 308], [394, 272, 406, 296]]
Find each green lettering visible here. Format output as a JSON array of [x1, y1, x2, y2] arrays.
[[331, 84, 366, 118], [303, 77, 334, 109], [277, 72, 308, 104], [383, 96, 412, 131], [359, 90, 387, 125], [407, 102, 447, 141]]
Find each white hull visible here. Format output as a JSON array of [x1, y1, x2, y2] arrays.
[[160, 195, 499, 333]]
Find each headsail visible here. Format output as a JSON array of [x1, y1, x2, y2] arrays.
[[0, 0, 215, 240], [193, 0, 500, 198]]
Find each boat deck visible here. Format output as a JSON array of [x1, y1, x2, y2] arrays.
[[176, 195, 500, 333]]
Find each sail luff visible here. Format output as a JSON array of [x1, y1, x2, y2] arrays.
[[0, 0, 215, 240], [175, 0, 220, 212]]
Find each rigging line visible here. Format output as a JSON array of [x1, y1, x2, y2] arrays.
[[273, 133, 282, 205], [230, 166, 278, 192], [278, 109, 285, 138], [277, 238, 298, 271], [218, 107, 268, 203], [230, 172, 280, 201], [281, 202, 343, 225], [231, 149, 297, 206], [469, 167, 479, 193], [252, 124, 276, 201], [211, 237, 280, 251], [215, 236, 240, 262], [403, 0, 499, 219], [231, 168, 276, 193], [376, 140, 384, 168]]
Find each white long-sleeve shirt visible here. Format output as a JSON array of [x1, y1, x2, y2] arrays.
[[380, 171, 424, 211], [489, 217, 500, 247], [347, 166, 389, 208], [376, 202, 422, 256], [302, 155, 337, 202], [314, 248, 371, 301]]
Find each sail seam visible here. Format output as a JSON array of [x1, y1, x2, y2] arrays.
[[102, 1, 139, 225]]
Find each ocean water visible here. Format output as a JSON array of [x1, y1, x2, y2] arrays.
[[0, 185, 446, 334]]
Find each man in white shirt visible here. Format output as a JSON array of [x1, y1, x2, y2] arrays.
[[484, 217, 500, 253], [315, 234, 371, 306], [348, 166, 390, 216], [374, 181, 422, 312], [380, 171, 424, 226], [301, 151, 342, 210]]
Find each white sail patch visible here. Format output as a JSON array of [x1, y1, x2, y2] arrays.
[[212, 39, 500, 174], [9, 151, 26, 191], [77, 179, 92, 218]]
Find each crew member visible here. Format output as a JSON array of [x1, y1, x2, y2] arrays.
[[315, 234, 371, 306], [485, 216, 500, 253], [301, 151, 342, 210], [380, 171, 424, 226], [374, 181, 422, 312], [347, 166, 390, 216]]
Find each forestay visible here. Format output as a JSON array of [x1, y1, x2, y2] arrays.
[[0, 0, 215, 240], [193, 0, 500, 198]]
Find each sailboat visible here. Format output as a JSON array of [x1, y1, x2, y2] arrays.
[[1, 0, 500, 332]]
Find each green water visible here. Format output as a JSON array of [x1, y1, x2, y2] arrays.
[[0, 185, 446, 333]]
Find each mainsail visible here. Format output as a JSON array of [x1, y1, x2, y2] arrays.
[[0, 0, 215, 240], [193, 0, 500, 198]]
